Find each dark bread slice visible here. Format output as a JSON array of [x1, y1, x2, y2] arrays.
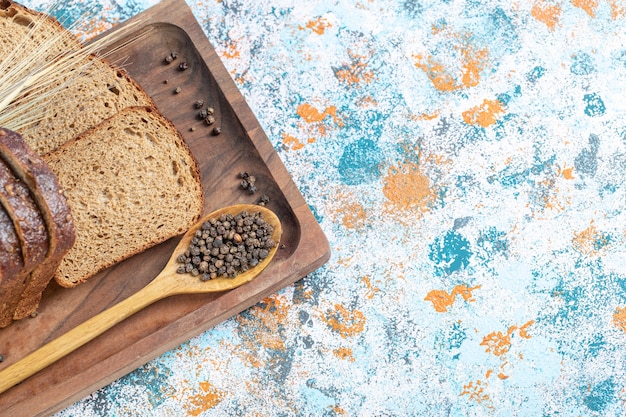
[[0, 157, 48, 271], [0, 203, 26, 327], [0, 128, 75, 320], [0, 157, 48, 325]]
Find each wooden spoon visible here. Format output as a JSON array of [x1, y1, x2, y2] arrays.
[[0, 204, 281, 394]]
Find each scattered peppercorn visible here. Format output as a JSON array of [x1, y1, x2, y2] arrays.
[[163, 79, 168, 84], [194, 100, 204, 109], [238, 172, 258, 194], [258, 194, 270, 206], [204, 115, 215, 125], [190, 127, 196, 132], [212, 126, 222, 136], [174, 86, 182, 94], [0, 354, 3, 362], [176, 210, 276, 280], [179, 62, 189, 71], [164, 51, 178, 64]]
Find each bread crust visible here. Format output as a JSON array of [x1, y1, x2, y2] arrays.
[[0, 128, 75, 320], [0, 204, 26, 327], [0, 158, 48, 270], [0, 157, 49, 325]]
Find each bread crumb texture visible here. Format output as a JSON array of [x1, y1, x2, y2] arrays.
[[44, 107, 203, 286]]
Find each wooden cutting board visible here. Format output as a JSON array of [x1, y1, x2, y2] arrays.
[[0, 0, 330, 415]]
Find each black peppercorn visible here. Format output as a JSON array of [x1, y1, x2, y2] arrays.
[[175, 210, 276, 281]]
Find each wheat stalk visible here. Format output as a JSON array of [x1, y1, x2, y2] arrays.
[[0, 1, 148, 132]]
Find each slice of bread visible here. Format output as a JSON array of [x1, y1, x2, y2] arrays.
[[0, 156, 49, 325], [44, 106, 204, 287], [0, 156, 48, 271], [0, 0, 82, 64], [0, 128, 75, 320], [0, 1, 156, 156], [17, 56, 157, 155], [0, 203, 26, 327]]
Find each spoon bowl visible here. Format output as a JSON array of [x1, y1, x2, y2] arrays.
[[159, 204, 282, 295], [0, 204, 281, 394]]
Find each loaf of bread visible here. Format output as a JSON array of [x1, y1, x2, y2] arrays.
[[0, 156, 49, 325], [44, 106, 203, 287], [0, 2, 205, 325], [0, 128, 76, 320], [0, 203, 27, 327], [0, 157, 48, 272]]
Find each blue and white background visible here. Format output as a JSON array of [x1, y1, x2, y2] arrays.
[[22, 0, 626, 415]]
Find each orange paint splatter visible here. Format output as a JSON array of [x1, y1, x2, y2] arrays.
[[361, 275, 380, 299], [234, 294, 291, 368], [571, 0, 599, 17], [282, 133, 305, 151], [531, 1, 562, 30], [382, 162, 437, 213], [481, 330, 513, 356], [424, 284, 481, 312], [481, 320, 535, 356], [322, 304, 366, 338], [301, 16, 332, 34], [297, 103, 339, 124], [335, 49, 375, 86], [413, 30, 489, 92], [460, 380, 493, 409], [185, 381, 224, 416], [414, 110, 441, 121], [341, 201, 367, 229], [333, 347, 356, 362], [462, 99, 506, 127], [572, 222, 610, 256], [220, 40, 241, 59], [357, 96, 378, 108], [613, 306, 626, 333], [608, 0, 626, 19], [519, 320, 535, 338], [560, 164, 575, 179], [333, 406, 347, 415]]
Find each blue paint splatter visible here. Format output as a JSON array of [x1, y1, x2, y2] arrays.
[[90, 363, 176, 413], [586, 333, 605, 358], [476, 227, 509, 259], [527, 66, 546, 83], [338, 138, 383, 185], [496, 85, 521, 107], [570, 52, 596, 75], [429, 230, 472, 275], [583, 93, 606, 117], [487, 154, 555, 187], [583, 378, 616, 412], [574, 134, 600, 177]]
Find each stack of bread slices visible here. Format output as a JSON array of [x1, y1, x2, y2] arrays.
[[0, 1, 204, 327]]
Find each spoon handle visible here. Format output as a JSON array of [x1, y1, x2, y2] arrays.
[[0, 275, 173, 394]]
